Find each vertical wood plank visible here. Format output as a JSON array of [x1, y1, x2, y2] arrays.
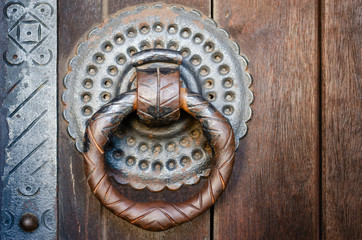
[[105, 1, 211, 239], [58, 1, 103, 239], [214, 1, 320, 239], [322, 0, 362, 239], [0, 1, 9, 221]]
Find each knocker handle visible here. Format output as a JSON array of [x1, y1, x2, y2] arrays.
[[83, 88, 235, 231], [133, 49, 182, 126]]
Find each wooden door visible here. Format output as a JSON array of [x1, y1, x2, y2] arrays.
[[3, 0, 358, 239]]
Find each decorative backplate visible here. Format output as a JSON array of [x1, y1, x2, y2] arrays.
[[105, 111, 213, 191], [63, 3, 253, 153]]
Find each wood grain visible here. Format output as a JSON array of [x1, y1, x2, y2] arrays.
[[322, 0, 362, 239], [58, 0, 211, 239], [58, 1, 104, 239], [107, 0, 210, 17], [213, 1, 320, 239]]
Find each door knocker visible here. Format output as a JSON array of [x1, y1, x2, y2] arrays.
[[63, 3, 253, 231]]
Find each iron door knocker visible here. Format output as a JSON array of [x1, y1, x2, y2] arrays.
[[63, 3, 253, 231]]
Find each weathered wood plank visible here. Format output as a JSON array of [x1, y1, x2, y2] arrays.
[[0, 2, 9, 235], [58, 1, 103, 239], [214, 1, 320, 239], [107, 0, 210, 17], [322, 0, 362, 239]]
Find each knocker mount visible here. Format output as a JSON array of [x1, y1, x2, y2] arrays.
[[63, 3, 253, 231]]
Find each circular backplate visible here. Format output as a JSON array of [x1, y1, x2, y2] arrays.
[[106, 112, 213, 191], [63, 3, 253, 152]]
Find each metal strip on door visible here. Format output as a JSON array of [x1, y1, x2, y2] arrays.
[[0, 0, 57, 238]]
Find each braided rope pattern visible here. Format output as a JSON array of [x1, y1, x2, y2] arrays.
[[83, 89, 235, 231]]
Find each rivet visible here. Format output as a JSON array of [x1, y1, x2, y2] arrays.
[[19, 213, 38, 232], [126, 156, 135, 166], [127, 137, 135, 146], [192, 149, 203, 160], [167, 143, 176, 152], [191, 130, 200, 138], [140, 143, 148, 152], [180, 137, 188, 147]]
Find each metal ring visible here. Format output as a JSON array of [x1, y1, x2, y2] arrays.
[[83, 88, 235, 231]]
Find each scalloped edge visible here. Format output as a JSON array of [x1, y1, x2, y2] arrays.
[[62, 3, 253, 185], [112, 169, 206, 192]]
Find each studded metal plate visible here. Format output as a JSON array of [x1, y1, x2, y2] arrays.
[[63, 4, 253, 190], [105, 112, 213, 191], [63, 3, 253, 151]]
